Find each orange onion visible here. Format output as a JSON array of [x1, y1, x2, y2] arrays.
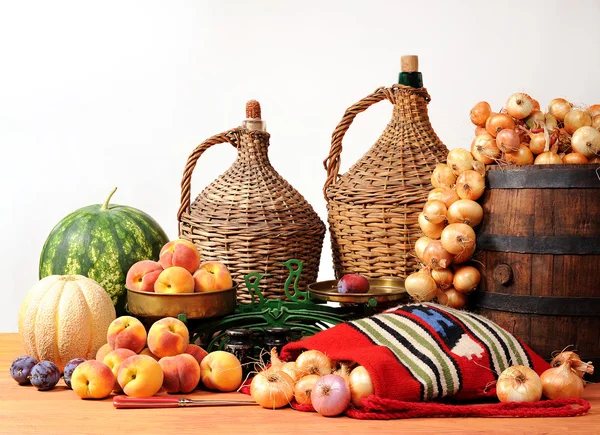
[[443, 288, 467, 309], [505, 144, 534, 165], [441, 223, 476, 255], [475, 125, 488, 136], [415, 236, 433, 262], [592, 115, 600, 131], [294, 374, 320, 405], [564, 109, 592, 135], [431, 164, 456, 188], [496, 366, 542, 403], [422, 241, 454, 270], [428, 187, 460, 208], [455, 170, 485, 201], [548, 98, 572, 122], [251, 368, 295, 409], [506, 93, 533, 119], [349, 366, 374, 408], [534, 152, 562, 165], [496, 129, 521, 153], [588, 104, 600, 118], [562, 153, 589, 164], [528, 133, 547, 155], [452, 243, 476, 264], [295, 350, 332, 377], [405, 271, 438, 302], [471, 134, 501, 164], [540, 362, 585, 399], [486, 113, 515, 137], [571, 126, 600, 157], [470, 101, 492, 127], [431, 268, 454, 290], [524, 110, 545, 129], [422, 200, 447, 224], [447, 199, 483, 227], [418, 212, 445, 239], [453, 265, 481, 293], [447, 148, 474, 176]]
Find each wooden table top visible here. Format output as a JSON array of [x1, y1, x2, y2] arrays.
[[1, 333, 597, 434]]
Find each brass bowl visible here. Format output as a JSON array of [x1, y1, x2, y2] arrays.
[[308, 277, 407, 305], [126, 282, 238, 319]]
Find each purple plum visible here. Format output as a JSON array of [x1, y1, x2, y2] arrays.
[[10, 356, 38, 385], [29, 361, 61, 391], [63, 358, 86, 389]]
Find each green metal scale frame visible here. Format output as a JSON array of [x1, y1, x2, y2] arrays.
[[183, 260, 355, 352]]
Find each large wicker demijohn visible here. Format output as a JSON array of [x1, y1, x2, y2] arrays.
[[178, 100, 326, 303], [323, 56, 448, 280]]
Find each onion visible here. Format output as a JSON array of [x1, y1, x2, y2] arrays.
[[415, 236, 433, 262], [251, 368, 295, 409], [470, 101, 492, 127], [588, 104, 600, 118], [295, 350, 333, 377], [435, 288, 449, 305], [452, 243, 476, 264], [431, 164, 457, 188], [447, 199, 483, 227], [349, 366, 374, 408], [443, 288, 467, 309], [475, 126, 488, 136], [422, 200, 447, 224], [405, 271, 438, 302], [564, 109, 592, 135], [592, 115, 600, 131], [524, 110, 545, 129], [312, 374, 351, 417], [496, 129, 521, 154], [551, 351, 595, 379], [471, 134, 501, 164], [428, 187, 459, 208], [447, 148, 474, 176], [455, 170, 485, 201], [562, 153, 589, 164], [528, 133, 546, 155], [505, 144, 534, 165], [431, 268, 454, 290], [534, 152, 562, 165], [423, 240, 454, 270], [282, 361, 300, 382], [496, 366, 543, 403], [548, 98, 572, 122], [418, 212, 445, 239], [453, 265, 481, 293], [540, 362, 584, 399], [571, 126, 600, 157], [486, 113, 516, 137], [471, 161, 486, 177], [294, 374, 320, 406], [506, 93, 533, 120], [441, 223, 476, 255]]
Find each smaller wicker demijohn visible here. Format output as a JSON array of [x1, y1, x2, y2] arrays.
[[178, 101, 326, 303], [323, 55, 449, 280]]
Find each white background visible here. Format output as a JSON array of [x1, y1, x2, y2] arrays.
[[1, 0, 599, 332]]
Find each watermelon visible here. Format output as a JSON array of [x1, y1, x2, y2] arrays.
[[39, 188, 170, 315]]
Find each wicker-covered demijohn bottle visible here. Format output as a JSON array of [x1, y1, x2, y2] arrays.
[[178, 100, 326, 303], [323, 55, 448, 280]]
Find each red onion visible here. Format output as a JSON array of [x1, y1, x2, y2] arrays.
[[311, 374, 351, 417]]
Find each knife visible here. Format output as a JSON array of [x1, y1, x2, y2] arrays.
[[113, 395, 259, 409]]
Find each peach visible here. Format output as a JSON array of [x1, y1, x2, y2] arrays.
[[193, 261, 233, 292], [117, 355, 164, 398], [159, 239, 201, 273], [200, 351, 243, 392], [71, 360, 115, 399], [184, 344, 208, 367], [103, 349, 137, 392], [126, 260, 163, 292], [107, 316, 147, 353], [139, 347, 160, 361], [147, 317, 190, 358], [95, 343, 112, 361], [154, 266, 195, 294], [159, 354, 200, 394]]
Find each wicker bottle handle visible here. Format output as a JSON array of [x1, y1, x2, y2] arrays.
[[322, 86, 394, 198], [178, 129, 240, 221]]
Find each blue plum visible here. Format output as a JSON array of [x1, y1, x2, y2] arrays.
[[10, 356, 38, 385], [29, 361, 61, 391]]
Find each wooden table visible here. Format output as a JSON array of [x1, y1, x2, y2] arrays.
[[1, 333, 597, 434]]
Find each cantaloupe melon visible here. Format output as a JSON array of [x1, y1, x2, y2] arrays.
[[18, 275, 116, 372]]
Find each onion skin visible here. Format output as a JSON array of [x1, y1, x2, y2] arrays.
[[312, 374, 352, 417], [422, 200, 447, 225], [496, 129, 521, 153], [592, 115, 600, 131], [528, 133, 546, 155], [431, 164, 457, 188], [496, 366, 542, 403], [471, 134, 501, 164], [451, 243, 476, 264], [588, 104, 600, 118]]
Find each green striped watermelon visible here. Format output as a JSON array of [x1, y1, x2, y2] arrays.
[[39, 188, 170, 315]]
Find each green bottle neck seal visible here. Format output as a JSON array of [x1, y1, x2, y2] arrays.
[[398, 71, 423, 88]]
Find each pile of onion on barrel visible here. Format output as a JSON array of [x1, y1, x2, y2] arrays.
[[249, 348, 373, 416], [405, 93, 600, 308], [496, 350, 594, 403]]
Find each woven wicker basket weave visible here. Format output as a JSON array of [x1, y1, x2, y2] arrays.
[[323, 84, 448, 280], [178, 102, 326, 303]]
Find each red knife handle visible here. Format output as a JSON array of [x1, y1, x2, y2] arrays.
[[113, 395, 180, 409]]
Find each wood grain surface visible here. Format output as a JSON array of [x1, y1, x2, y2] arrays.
[[1, 333, 597, 435]]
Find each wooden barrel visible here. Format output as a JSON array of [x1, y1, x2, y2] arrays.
[[472, 164, 599, 380]]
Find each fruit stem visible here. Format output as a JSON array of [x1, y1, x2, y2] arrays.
[[101, 187, 118, 210]]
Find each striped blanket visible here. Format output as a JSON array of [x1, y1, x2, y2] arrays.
[[280, 303, 550, 402]]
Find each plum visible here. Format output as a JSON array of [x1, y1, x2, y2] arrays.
[[63, 358, 86, 389], [337, 274, 370, 294], [10, 356, 38, 385], [29, 361, 61, 391]]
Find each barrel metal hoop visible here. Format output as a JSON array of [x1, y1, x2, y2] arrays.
[[476, 234, 600, 255], [486, 167, 600, 189], [472, 291, 600, 316]]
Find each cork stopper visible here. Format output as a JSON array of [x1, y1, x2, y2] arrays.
[[246, 100, 261, 119], [243, 100, 266, 131], [401, 55, 419, 72]]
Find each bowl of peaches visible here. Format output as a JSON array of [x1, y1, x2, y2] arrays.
[[125, 239, 238, 319]]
